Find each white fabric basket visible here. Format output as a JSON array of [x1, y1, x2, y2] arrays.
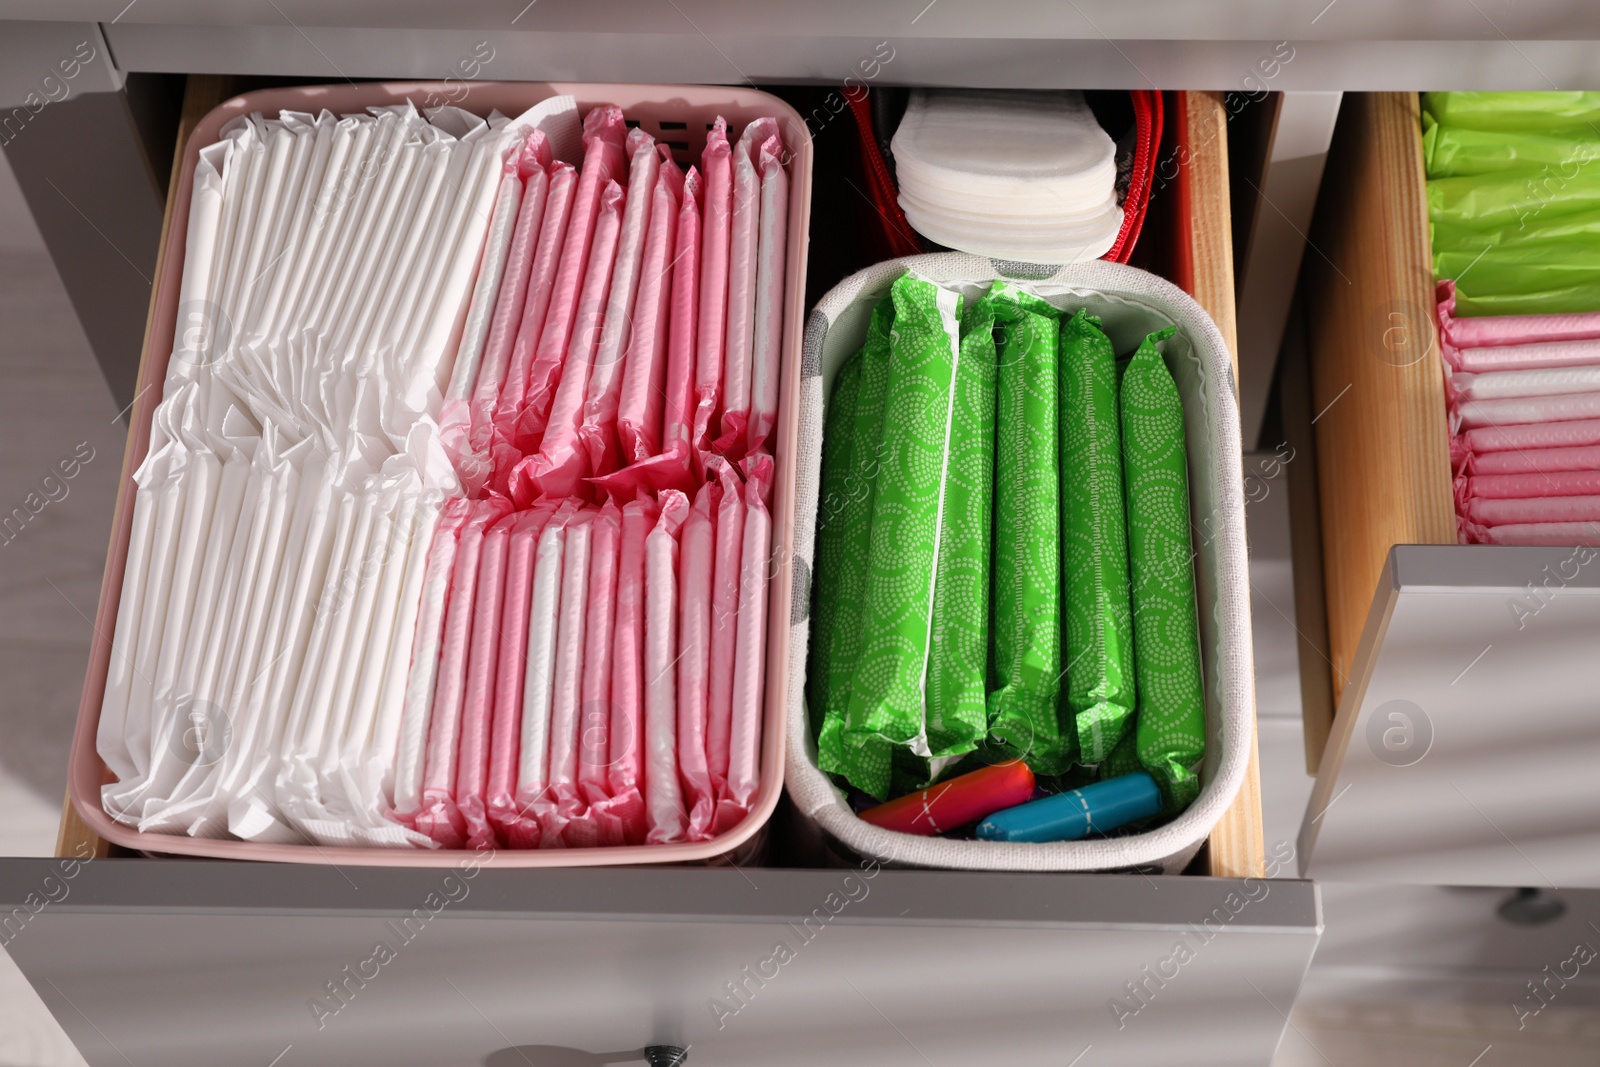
[[784, 254, 1253, 873]]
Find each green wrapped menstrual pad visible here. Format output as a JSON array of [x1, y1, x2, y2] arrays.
[[1120, 327, 1206, 811], [814, 294, 895, 794], [987, 284, 1070, 774], [807, 354, 861, 736], [1058, 309, 1136, 764], [877, 287, 1001, 797], [830, 273, 970, 798], [923, 285, 998, 766]]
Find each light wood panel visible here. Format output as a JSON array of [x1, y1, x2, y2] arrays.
[[54, 789, 111, 860], [1176, 91, 1241, 384], [1302, 93, 1454, 731], [55, 74, 233, 862], [1174, 91, 1265, 880]]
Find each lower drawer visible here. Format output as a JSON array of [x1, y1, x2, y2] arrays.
[[1299, 93, 1600, 885]]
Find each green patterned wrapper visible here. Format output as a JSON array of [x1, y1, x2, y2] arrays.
[[807, 354, 862, 737], [1059, 309, 1137, 764], [1098, 718, 1144, 782], [889, 745, 937, 798], [1120, 326, 1206, 812], [987, 283, 1072, 774], [842, 272, 965, 799], [924, 290, 999, 762], [816, 294, 896, 794], [883, 287, 1003, 794]]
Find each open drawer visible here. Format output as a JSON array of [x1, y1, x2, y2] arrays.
[[3, 80, 1309, 1067], [1298, 93, 1600, 885], [56, 77, 1268, 878]]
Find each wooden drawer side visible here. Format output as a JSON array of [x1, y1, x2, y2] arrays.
[[1304, 91, 1454, 717]]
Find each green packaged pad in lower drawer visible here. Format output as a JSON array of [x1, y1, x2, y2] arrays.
[[987, 284, 1070, 774], [845, 273, 963, 789], [807, 353, 862, 737], [815, 294, 894, 794], [923, 284, 998, 765], [821, 273, 970, 799], [1059, 309, 1136, 765], [1120, 327, 1205, 811], [816, 282, 997, 798]]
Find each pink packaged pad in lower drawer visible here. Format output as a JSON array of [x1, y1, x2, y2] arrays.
[[520, 107, 627, 451], [1461, 494, 1600, 526], [520, 179, 626, 500], [644, 490, 690, 844], [1466, 443, 1600, 476], [705, 457, 744, 795], [1455, 391, 1600, 430], [542, 508, 596, 846], [615, 153, 684, 465], [677, 482, 718, 841], [1451, 365, 1600, 402], [493, 161, 575, 477], [1469, 521, 1600, 546], [415, 497, 512, 848], [1458, 470, 1600, 500], [1456, 417, 1600, 457], [591, 494, 658, 845], [716, 454, 772, 836], [715, 118, 779, 458], [581, 131, 661, 480], [1446, 338, 1600, 374], [452, 513, 512, 850], [508, 501, 581, 848], [485, 502, 559, 847], [748, 134, 790, 456], [589, 168, 701, 500], [693, 122, 733, 461], [570, 502, 623, 846]]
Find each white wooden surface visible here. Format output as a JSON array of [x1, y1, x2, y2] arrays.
[[1302, 546, 1600, 887]]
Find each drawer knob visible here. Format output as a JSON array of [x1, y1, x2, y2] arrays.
[[1498, 887, 1566, 926]]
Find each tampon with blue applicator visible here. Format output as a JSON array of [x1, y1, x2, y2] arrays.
[[975, 771, 1162, 843]]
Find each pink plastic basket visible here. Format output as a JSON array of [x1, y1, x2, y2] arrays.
[[67, 81, 811, 867]]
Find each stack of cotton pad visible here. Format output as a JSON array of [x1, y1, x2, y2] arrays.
[[889, 90, 1122, 264]]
